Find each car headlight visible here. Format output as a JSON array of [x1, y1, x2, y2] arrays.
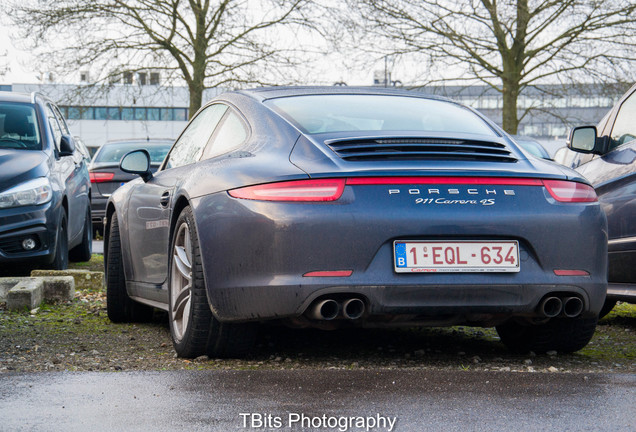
[[0, 178, 53, 209]]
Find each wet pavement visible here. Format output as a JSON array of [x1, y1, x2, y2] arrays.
[[0, 369, 634, 431]]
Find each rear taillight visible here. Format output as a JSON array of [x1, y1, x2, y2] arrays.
[[542, 180, 597, 203], [228, 179, 346, 202], [90, 172, 115, 183], [228, 177, 597, 203]]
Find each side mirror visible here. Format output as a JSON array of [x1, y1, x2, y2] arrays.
[[567, 126, 605, 155], [120, 149, 153, 182], [59, 135, 75, 157]]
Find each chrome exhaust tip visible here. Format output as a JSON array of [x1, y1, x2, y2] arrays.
[[308, 299, 340, 320], [539, 296, 563, 318], [562, 297, 584, 318], [342, 298, 365, 320]]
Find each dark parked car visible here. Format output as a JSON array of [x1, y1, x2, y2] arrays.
[[567, 82, 636, 316], [0, 91, 92, 272], [105, 87, 607, 358], [512, 135, 551, 160], [89, 139, 172, 235]]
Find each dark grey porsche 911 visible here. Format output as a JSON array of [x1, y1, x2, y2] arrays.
[[104, 87, 607, 358]]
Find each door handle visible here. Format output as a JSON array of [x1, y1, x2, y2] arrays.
[[160, 192, 171, 207]]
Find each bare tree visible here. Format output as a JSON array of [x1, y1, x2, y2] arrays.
[[351, 0, 636, 133], [9, 0, 313, 116]]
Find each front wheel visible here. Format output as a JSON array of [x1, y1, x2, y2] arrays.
[[496, 317, 598, 354], [169, 206, 256, 358]]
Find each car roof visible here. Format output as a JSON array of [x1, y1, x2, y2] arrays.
[[0, 91, 34, 104], [235, 86, 451, 103]]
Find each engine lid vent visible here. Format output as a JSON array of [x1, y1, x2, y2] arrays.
[[326, 138, 517, 163]]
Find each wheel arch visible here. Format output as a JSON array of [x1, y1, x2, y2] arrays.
[[170, 195, 192, 247]]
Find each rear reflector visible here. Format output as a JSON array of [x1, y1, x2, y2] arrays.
[[554, 269, 590, 276], [303, 270, 353, 277], [542, 180, 597, 202], [90, 172, 115, 183], [229, 179, 345, 202]]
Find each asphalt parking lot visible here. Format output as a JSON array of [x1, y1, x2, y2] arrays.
[[1, 370, 634, 431]]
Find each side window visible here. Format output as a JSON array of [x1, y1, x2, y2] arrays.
[[201, 110, 249, 160], [46, 104, 63, 151], [610, 92, 636, 151], [165, 104, 228, 169]]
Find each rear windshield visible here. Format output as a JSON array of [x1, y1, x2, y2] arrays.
[[94, 142, 171, 164], [0, 103, 42, 150], [265, 94, 497, 136]]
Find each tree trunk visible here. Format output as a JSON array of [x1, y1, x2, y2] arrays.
[[501, 80, 520, 134], [188, 81, 204, 119]]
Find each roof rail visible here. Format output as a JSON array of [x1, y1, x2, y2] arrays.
[[30, 92, 43, 104]]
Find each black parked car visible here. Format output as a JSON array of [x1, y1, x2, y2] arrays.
[[89, 139, 172, 235], [0, 92, 92, 272], [512, 136, 551, 160], [105, 87, 607, 358], [567, 82, 636, 316]]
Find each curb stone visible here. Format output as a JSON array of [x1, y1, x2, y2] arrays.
[[0, 276, 76, 311], [31, 269, 104, 291]]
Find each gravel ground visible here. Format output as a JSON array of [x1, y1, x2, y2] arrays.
[[0, 256, 634, 374]]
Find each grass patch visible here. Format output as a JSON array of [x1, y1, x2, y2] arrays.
[[69, 254, 104, 273], [579, 302, 636, 362]]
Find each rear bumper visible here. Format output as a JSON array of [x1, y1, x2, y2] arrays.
[[91, 196, 107, 227], [191, 183, 608, 324], [200, 236, 606, 323]]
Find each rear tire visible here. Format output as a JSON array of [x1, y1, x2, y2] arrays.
[[106, 213, 154, 323], [168, 206, 256, 358], [496, 317, 598, 354], [49, 211, 69, 270], [69, 206, 92, 262]]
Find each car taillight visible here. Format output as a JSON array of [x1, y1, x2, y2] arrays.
[[542, 180, 597, 203], [228, 179, 346, 202], [90, 172, 115, 183]]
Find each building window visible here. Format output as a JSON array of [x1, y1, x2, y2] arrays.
[[160, 108, 173, 121], [121, 108, 134, 121], [81, 107, 95, 120], [150, 72, 160, 85], [174, 108, 188, 121], [107, 107, 121, 120], [138, 72, 147, 85], [95, 107, 108, 120], [58, 106, 188, 122], [147, 108, 160, 121], [134, 107, 147, 121], [123, 72, 134, 85]]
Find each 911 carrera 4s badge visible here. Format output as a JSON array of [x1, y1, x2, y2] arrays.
[[394, 240, 520, 273], [388, 187, 516, 206]]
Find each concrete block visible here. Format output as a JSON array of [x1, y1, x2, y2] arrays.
[[31, 269, 104, 291], [0, 278, 22, 302], [42, 276, 75, 302], [6, 278, 44, 311]]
